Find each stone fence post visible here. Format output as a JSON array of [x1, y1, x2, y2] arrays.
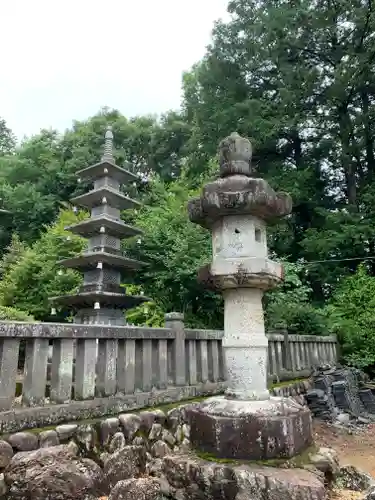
[[279, 324, 292, 372], [165, 312, 186, 386]]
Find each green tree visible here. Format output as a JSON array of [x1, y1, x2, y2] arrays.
[[327, 265, 375, 373], [0, 210, 85, 320]]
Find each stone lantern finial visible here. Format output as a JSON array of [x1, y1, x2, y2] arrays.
[[102, 125, 114, 163], [219, 132, 252, 178]]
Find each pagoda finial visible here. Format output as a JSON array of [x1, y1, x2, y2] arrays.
[[102, 125, 114, 163]]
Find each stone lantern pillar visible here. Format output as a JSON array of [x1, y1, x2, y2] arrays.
[[187, 132, 313, 460]]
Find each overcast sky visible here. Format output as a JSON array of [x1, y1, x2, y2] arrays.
[[0, 0, 229, 141]]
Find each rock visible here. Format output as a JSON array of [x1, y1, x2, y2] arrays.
[[162, 454, 326, 500], [109, 432, 126, 453], [133, 436, 146, 446], [76, 424, 97, 453], [149, 423, 162, 441], [174, 424, 183, 444], [4, 445, 104, 500], [7, 432, 38, 451], [365, 486, 375, 500], [182, 423, 190, 439], [109, 477, 161, 500], [166, 405, 192, 431], [309, 447, 339, 481], [179, 438, 190, 453], [103, 445, 147, 490], [338, 465, 375, 492], [39, 430, 59, 448], [56, 424, 78, 441], [119, 414, 141, 441], [0, 473, 7, 497], [150, 440, 170, 458], [161, 429, 175, 447], [336, 413, 351, 425], [100, 417, 120, 446], [139, 411, 158, 433], [0, 440, 13, 468]]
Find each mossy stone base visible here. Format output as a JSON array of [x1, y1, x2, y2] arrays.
[[187, 396, 313, 461]]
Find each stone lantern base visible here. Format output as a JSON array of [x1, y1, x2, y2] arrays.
[[187, 396, 313, 461]]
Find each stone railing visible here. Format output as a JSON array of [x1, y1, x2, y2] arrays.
[[0, 314, 337, 432]]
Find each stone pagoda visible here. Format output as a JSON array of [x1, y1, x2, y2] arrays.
[[51, 126, 149, 325], [187, 132, 313, 460]]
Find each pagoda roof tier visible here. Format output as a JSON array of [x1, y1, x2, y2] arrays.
[[65, 215, 142, 238], [76, 160, 137, 184], [59, 251, 146, 270], [51, 291, 150, 309], [71, 186, 141, 211]]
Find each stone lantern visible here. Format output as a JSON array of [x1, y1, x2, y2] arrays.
[[187, 132, 313, 460]]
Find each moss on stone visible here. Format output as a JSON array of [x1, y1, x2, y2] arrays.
[[194, 444, 318, 468]]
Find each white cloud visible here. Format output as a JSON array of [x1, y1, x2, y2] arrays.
[[0, 0, 229, 139]]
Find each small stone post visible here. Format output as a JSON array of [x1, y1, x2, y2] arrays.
[[165, 312, 186, 386], [186, 132, 313, 460]]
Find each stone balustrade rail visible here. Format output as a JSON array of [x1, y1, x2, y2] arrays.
[[0, 317, 337, 433]]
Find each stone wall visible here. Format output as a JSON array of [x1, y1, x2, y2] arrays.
[[0, 379, 316, 499]]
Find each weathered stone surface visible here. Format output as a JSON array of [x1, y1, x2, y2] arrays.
[[139, 411, 160, 433], [39, 429, 59, 448], [109, 477, 162, 500], [309, 447, 339, 481], [7, 432, 38, 452], [162, 454, 325, 500], [4, 445, 103, 500], [133, 436, 146, 446], [56, 424, 78, 441], [174, 424, 183, 444], [76, 424, 97, 453], [103, 445, 147, 490], [167, 404, 194, 432], [149, 423, 162, 441], [338, 465, 375, 491], [365, 486, 375, 500], [188, 396, 313, 460], [0, 440, 13, 468], [100, 417, 120, 446], [109, 431, 126, 453], [119, 413, 141, 441], [150, 440, 170, 458], [161, 429, 175, 447], [0, 473, 6, 497]]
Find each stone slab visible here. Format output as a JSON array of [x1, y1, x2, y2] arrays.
[[187, 396, 313, 460], [162, 454, 325, 500]]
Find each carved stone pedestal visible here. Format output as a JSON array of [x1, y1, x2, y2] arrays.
[[188, 396, 313, 460]]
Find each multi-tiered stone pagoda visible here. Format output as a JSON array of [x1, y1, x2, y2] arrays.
[[51, 127, 149, 326]]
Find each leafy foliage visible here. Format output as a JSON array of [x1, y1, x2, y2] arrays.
[[327, 265, 375, 373], [0, 210, 85, 321]]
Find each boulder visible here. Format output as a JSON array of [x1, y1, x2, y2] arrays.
[[338, 465, 375, 492], [100, 417, 120, 447], [4, 444, 104, 500], [162, 454, 326, 500], [309, 447, 339, 482], [55, 424, 78, 441], [103, 445, 147, 490], [7, 432, 38, 452], [150, 440, 170, 458], [149, 423, 162, 441], [109, 432, 126, 453], [109, 477, 162, 500], [0, 440, 13, 468], [119, 414, 141, 441], [39, 430, 59, 448]]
